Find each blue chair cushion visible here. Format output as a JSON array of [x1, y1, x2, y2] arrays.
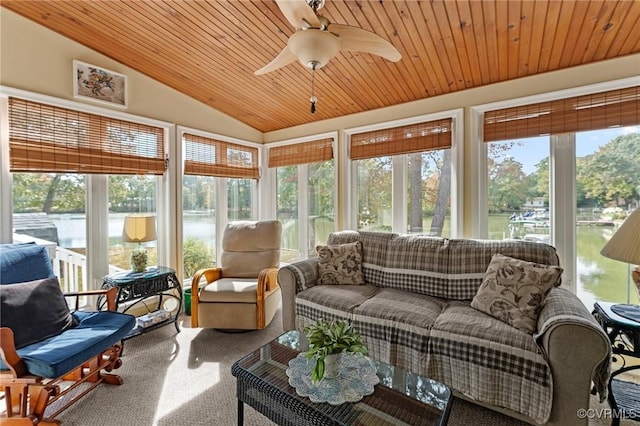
[[0, 243, 55, 284], [1, 277, 78, 349], [16, 311, 136, 378]]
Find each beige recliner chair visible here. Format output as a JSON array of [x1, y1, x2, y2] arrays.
[[190, 220, 282, 330]]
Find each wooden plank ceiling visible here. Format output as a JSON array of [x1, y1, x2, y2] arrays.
[[3, 1, 640, 133]]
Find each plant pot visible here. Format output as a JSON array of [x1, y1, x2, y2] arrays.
[[324, 353, 341, 379]]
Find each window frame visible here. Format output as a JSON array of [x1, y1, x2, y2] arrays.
[[344, 110, 464, 236], [177, 126, 261, 277], [265, 131, 338, 262], [1, 86, 174, 289], [470, 76, 640, 295]]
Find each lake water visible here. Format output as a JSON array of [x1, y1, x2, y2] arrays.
[[50, 212, 215, 248], [46, 213, 638, 308]]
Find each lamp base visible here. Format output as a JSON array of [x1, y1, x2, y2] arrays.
[[130, 248, 148, 273]]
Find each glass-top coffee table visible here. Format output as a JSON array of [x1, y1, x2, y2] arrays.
[[231, 330, 452, 426]]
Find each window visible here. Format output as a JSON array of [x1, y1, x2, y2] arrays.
[[12, 172, 87, 290], [348, 114, 461, 236], [486, 137, 550, 243], [182, 131, 258, 277], [475, 83, 640, 306], [7, 96, 169, 291], [268, 136, 336, 262], [108, 175, 158, 270]]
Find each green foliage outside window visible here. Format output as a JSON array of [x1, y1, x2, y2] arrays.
[[183, 237, 214, 279]]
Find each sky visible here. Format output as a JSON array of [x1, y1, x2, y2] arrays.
[[498, 126, 639, 174]]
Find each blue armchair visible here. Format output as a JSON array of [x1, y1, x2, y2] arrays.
[[0, 243, 136, 425]]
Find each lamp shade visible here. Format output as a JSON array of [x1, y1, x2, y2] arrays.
[[122, 215, 157, 243], [600, 208, 640, 265]]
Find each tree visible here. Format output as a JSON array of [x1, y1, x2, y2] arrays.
[[528, 157, 549, 201], [430, 150, 451, 235], [577, 133, 640, 208], [488, 156, 528, 211], [408, 153, 423, 232], [357, 157, 392, 230], [13, 173, 85, 213]]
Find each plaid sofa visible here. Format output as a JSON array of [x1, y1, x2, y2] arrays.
[[278, 231, 611, 426]]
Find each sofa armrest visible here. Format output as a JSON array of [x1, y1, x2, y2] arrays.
[[534, 287, 611, 425], [278, 258, 319, 331]]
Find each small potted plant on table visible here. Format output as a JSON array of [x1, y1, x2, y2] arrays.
[[303, 319, 368, 383]]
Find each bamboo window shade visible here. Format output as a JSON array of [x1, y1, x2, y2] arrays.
[[268, 138, 333, 168], [183, 133, 259, 179], [484, 86, 640, 143], [350, 118, 452, 160], [8, 97, 166, 174]]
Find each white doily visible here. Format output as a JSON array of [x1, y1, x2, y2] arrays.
[[286, 353, 380, 405]]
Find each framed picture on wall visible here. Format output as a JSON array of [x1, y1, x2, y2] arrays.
[[73, 60, 127, 107]]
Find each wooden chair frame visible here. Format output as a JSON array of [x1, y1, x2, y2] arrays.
[[1, 287, 126, 425]]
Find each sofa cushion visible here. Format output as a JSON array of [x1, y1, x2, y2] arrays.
[[316, 241, 365, 285], [445, 239, 561, 300], [0, 243, 55, 284], [1, 277, 78, 349], [220, 220, 281, 278], [327, 231, 395, 287], [17, 310, 136, 378], [295, 284, 379, 329], [352, 288, 446, 373], [428, 302, 553, 424], [381, 234, 451, 297], [199, 278, 258, 303], [471, 253, 563, 334]]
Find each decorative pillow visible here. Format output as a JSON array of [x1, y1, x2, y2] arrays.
[[316, 241, 365, 285], [0, 243, 55, 284], [471, 253, 563, 334], [0, 277, 78, 349]]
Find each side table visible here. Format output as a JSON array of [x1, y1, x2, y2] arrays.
[[98, 266, 182, 342], [593, 301, 640, 425]]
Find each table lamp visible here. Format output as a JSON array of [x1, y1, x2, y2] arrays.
[[122, 215, 157, 272], [600, 207, 640, 309]]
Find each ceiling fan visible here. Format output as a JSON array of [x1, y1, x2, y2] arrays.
[[255, 0, 402, 75]]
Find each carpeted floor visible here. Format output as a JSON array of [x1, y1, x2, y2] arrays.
[[53, 310, 634, 426]]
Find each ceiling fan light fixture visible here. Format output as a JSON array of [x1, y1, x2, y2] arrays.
[[288, 29, 340, 70]]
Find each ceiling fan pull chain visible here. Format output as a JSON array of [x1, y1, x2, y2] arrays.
[[310, 64, 317, 114]]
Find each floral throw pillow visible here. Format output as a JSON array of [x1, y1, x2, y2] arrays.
[[471, 253, 563, 334], [316, 241, 365, 285]]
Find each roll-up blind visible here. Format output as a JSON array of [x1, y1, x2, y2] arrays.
[[350, 118, 452, 160], [9, 97, 166, 174], [183, 133, 259, 179], [268, 138, 333, 168], [484, 86, 640, 143]]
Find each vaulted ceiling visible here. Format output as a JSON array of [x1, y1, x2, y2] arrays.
[[3, 1, 640, 133]]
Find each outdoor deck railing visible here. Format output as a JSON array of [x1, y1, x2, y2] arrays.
[[11, 233, 124, 296]]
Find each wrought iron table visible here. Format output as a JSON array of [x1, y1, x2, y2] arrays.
[[231, 330, 452, 426], [98, 266, 182, 341], [593, 301, 640, 425]]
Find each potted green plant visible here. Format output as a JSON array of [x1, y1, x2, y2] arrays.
[[303, 319, 368, 383]]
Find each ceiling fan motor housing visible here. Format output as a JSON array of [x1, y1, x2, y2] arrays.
[[288, 29, 340, 70]]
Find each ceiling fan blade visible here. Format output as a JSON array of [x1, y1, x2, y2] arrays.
[[329, 23, 401, 62], [276, 0, 321, 29], [255, 46, 297, 75]]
